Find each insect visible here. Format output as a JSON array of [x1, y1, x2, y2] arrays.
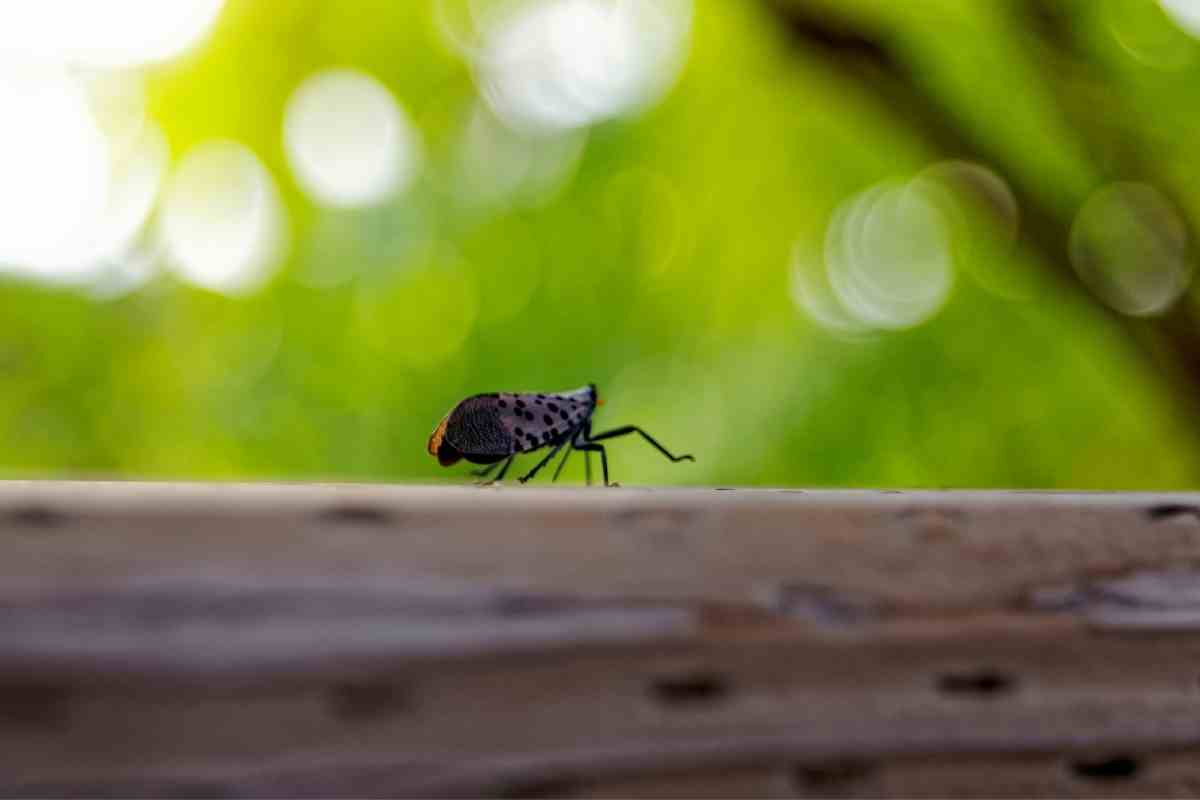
[[427, 383, 694, 485]]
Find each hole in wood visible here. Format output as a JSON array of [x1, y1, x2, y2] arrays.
[[317, 505, 394, 525], [791, 759, 876, 791], [6, 505, 69, 528], [1146, 504, 1200, 522], [1070, 755, 1141, 781], [649, 671, 731, 708], [0, 683, 74, 729], [327, 681, 407, 721], [936, 670, 1016, 698]]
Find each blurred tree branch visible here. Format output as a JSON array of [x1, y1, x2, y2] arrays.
[[765, 0, 1200, 447]]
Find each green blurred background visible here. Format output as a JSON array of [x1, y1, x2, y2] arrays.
[[2, 0, 1200, 488]]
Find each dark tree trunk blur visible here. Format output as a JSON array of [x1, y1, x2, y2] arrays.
[[765, 0, 1200, 447]]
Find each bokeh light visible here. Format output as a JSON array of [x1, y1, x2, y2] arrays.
[[472, 0, 692, 134], [824, 180, 955, 331], [21, 74, 169, 287], [89, 247, 159, 300], [914, 161, 1019, 249], [284, 68, 421, 208], [790, 239, 872, 338], [912, 160, 1029, 300], [1106, 0, 1196, 70], [160, 141, 288, 295], [1160, 0, 1200, 39], [29, 121, 168, 286], [1069, 182, 1191, 316], [3, 0, 1200, 492], [0, 69, 110, 276], [0, 0, 225, 68], [603, 168, 691, 281], [455, 103, 586, 210]]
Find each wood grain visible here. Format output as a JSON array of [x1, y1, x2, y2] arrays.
[[4, 482, 1200, 796]]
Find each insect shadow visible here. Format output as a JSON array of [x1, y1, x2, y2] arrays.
[[427, 383, 694, 486]]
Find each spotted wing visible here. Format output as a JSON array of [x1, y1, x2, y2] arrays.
[[493, 386, 596, 453]]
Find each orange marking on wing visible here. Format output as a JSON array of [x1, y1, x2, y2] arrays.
[[427, 414, 450, 457]]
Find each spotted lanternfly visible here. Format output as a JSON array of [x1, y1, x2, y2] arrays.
[[427, 383, 694, 485]]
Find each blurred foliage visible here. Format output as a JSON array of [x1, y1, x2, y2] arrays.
[[3, 0, 1200, 488]]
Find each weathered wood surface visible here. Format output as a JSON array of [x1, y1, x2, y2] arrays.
[[5, 482, 1200, 796]]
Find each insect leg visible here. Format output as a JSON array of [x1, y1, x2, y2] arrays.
[[585, 425, 695, 463], [492, 455, 515, 482], [471, 461, 503, 479], [552, 422, 590, 484], [518, 441, 565, 484], [578, 421, 593, 486], [572, 442, 609, 486], [551, 444, 573, 482]]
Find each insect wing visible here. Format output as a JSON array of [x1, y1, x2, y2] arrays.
[[442, 395, 513, 457], [427, 413, 463, 465], [498, 389, 594, 452]]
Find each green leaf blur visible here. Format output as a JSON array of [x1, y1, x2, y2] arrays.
[[2, 0, 1199, 488]]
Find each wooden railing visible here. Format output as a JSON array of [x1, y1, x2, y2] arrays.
[[4, 482, 1200, 796]]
